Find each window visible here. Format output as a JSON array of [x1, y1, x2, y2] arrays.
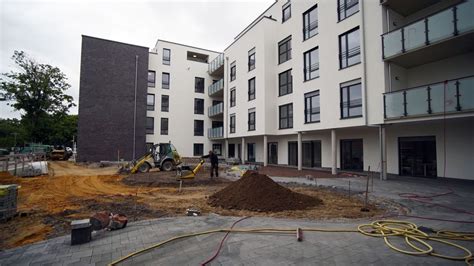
[[288, 141, 298, 166], [248, 48, 255, 71], [147, 94, 155, 111], [230, 88, 236, 107], [194, 98, 204, 114], [279, 103, 293, 129], [193, 143, 204, 156], [247, 143, 256, 162], [161, 95, 169, 112], [278, 36, 292, 64], [303, 4, 318, 40], [304, 47, 319, 81], [230, 61, 236, 81], [195, 77, 204, 93], [148, 71, 156, 87], [338, 0, 359, 21], [305, 90, 320, 123], [230, 114, 236, 133], [339, 27, 360, 69], [340, 81, 362, 118], [213, 144, 222, 156], [160, 118, 168, 135], [228, 143, 235, 158], [279, 69, 292, 96], [282, 2, 291, 23], [146, 142, 154, 153], [162, 72, 170, 89], [194, 120, 204, 136], [146, 117, 154, 134], [248, 108, 256, 131], [163, 48, 171, 65], [248, 77, 256, 101]]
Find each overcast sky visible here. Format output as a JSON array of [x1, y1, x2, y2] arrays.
[[0, 0, 274, 119]]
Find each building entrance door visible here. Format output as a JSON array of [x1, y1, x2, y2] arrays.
[[399, 136, 437, 177], [268, 142, 278, 164], [340, 139, 363, 171]]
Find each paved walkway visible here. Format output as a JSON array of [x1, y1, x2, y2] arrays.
[[1, 175, 474, 265]]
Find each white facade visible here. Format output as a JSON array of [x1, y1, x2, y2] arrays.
[[146, 0, 474, 180]]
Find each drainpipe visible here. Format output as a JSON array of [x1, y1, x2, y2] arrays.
[[132, 55, 138, 160], [360, 0, 368, 126]]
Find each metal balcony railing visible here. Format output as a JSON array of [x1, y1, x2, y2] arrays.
[[208, 54, 224, 74], [384, 75, 474, 119], [208, 127, 224, 139], [382, 0, 474, 59], [208, 102, 224, 117], [208, 79, 224, 96]]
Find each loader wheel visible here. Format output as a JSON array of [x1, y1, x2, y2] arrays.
[[161, 160, 173, 172], [138, 162, 151, 173]]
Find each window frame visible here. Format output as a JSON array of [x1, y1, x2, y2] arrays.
[[338, 0, 359, 22], [147, 94, 155, 111], [146, 117, 154, 134], [162, 48, 171, 65], [248, 77, 256, 101], [248, 48, 256, 71], [303, 4, 318, 41], [304, 90, 321, 124], [339, 27, 361, 69], [279, 69, 293, 96], [282, 2, 291, 23], [194, 77, 205, 93], [248, 108, 256, 131], [194, 119, 204, 136], [230, 88, 236, 107], [279, 103, 293, 129], [148, 71, 156, 87], [278, 36, 292, 64], [194, 98, 204, 115], [229, 114, 236, 133], [161, 95, 169, 112], [162, 72, 170, 89], [193, 143, 204, 156], [340, 81, 363, 119], [230, 62, 236, 81], [160, 118, 168, 135], [212, 144, 222, 156], [304, 47, 320, 81]]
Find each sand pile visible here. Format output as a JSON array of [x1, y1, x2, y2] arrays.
[[208, 171, 322, 212]]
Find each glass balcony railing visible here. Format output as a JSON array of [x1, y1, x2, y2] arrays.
[[208, 102, 224, 117], [208, 79, 224, 96], [382, 0, 474, 59], [384, 76, 474, 119], [208, 127, 223, 139], [208, 54, 224, 74]]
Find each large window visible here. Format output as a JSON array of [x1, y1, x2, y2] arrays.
[[304, 47, 319, 81], [282, 2, 291, 23], [194, 120, 204, 136], [279, 103, 293, 129], [279, 69, 292, 96], [230, 114, 236, 133], [305, 90, 320, 123], [247, 143, 256, 162], [193, 143, 204, 156], [147, 94, 155, 111], [230, 61, 236, 81], [148, 71, 156, 87], [338, 0, 359, 21], [303, 140, 322, 168], [162, 72, 170, 89], [163, 48, 171, 65], [160, 118, 168, 135], [161, 95, 169, 112], [146, 117, 154, 134], [248, 77, 256, 101], [195, 77, 204, 93], [288, 141, 298, 166], [339, 27, 360, 69], [278, 36, 292, 64], [230, 88, 236, 107], [248, 48, 255, 71], [248, 108, 256, 131], [303, 4, 318, 40], [194, 98, 204, 114], [340, 81, 362, 118], [213, 144, 222, 156]]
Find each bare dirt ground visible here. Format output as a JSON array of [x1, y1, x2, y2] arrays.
[[0, 161, 384, 250]]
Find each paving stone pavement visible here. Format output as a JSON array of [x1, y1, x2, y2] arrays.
[[1, 175, 474, 265]]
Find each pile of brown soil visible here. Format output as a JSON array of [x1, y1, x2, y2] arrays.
[[208, 171, 322, 212]]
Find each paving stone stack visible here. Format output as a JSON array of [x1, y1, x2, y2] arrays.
[[0, 184, 18, 221]]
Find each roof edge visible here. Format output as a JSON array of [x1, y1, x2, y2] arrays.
[[81, 35, 149, 50]]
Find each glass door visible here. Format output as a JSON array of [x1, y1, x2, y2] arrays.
[[340, 139, 363, 171], [268, 142, 278, 164]]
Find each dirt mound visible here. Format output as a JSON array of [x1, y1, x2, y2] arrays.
[[208, 171, 322, 212]]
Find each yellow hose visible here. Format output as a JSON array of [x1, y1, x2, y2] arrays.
[[108, 220, 474, 266]]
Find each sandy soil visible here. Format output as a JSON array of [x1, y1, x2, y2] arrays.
[[0, 161, 385, 250]]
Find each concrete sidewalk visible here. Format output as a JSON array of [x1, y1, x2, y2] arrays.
[[1, 175, 474, 265]]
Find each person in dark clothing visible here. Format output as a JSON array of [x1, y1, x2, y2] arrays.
[[202, 150, 219, 178]]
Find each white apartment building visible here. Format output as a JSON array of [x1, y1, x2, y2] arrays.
[[143, 0, 474, 180]]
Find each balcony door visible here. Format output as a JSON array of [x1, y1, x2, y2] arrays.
[[268, 142, 278, 165], [399, 136, 437, 178], [340, 139, 363, 171]]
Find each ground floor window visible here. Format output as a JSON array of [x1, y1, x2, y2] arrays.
[[340, 139, 363, 171], [213, 144, 222, 156], [288, 141, 297, 166], [146, 142, 154, 153], [302, 140, 321, 168], [247, 143, 256, 162], [193, 143, 204, 156], [268, 142, 278, 164], [228, 143, 235, 158], [399, 136, 437, 177]]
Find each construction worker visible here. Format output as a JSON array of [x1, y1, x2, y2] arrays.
[[202, 150, 218, 179]]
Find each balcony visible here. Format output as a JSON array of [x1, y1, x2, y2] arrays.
[[208, 54, 224, 76], [384, 75, 474, 120], [382, 0, 474, 67], [208, 102, 224, 117], [208, 79, 224, 97], [208, 127, 224, 139]]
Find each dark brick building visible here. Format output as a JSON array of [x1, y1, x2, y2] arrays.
[[77, 36, 149, 161]]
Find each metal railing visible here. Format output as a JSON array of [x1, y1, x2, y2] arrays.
[[208, 79, 224, 96], [208, 102, 224, 117], [382, 0, 474, 59], [208, 127, 224, 139], [208, 54, 224, 74], [384, 75, 474, 119]]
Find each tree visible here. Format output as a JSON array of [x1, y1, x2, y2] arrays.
[[0, 51, 76, 143], [0, 118, 27, 149]]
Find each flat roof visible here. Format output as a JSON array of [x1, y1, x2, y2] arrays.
[[154, 39, 223, 54], [82, 35, 149, 50]]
